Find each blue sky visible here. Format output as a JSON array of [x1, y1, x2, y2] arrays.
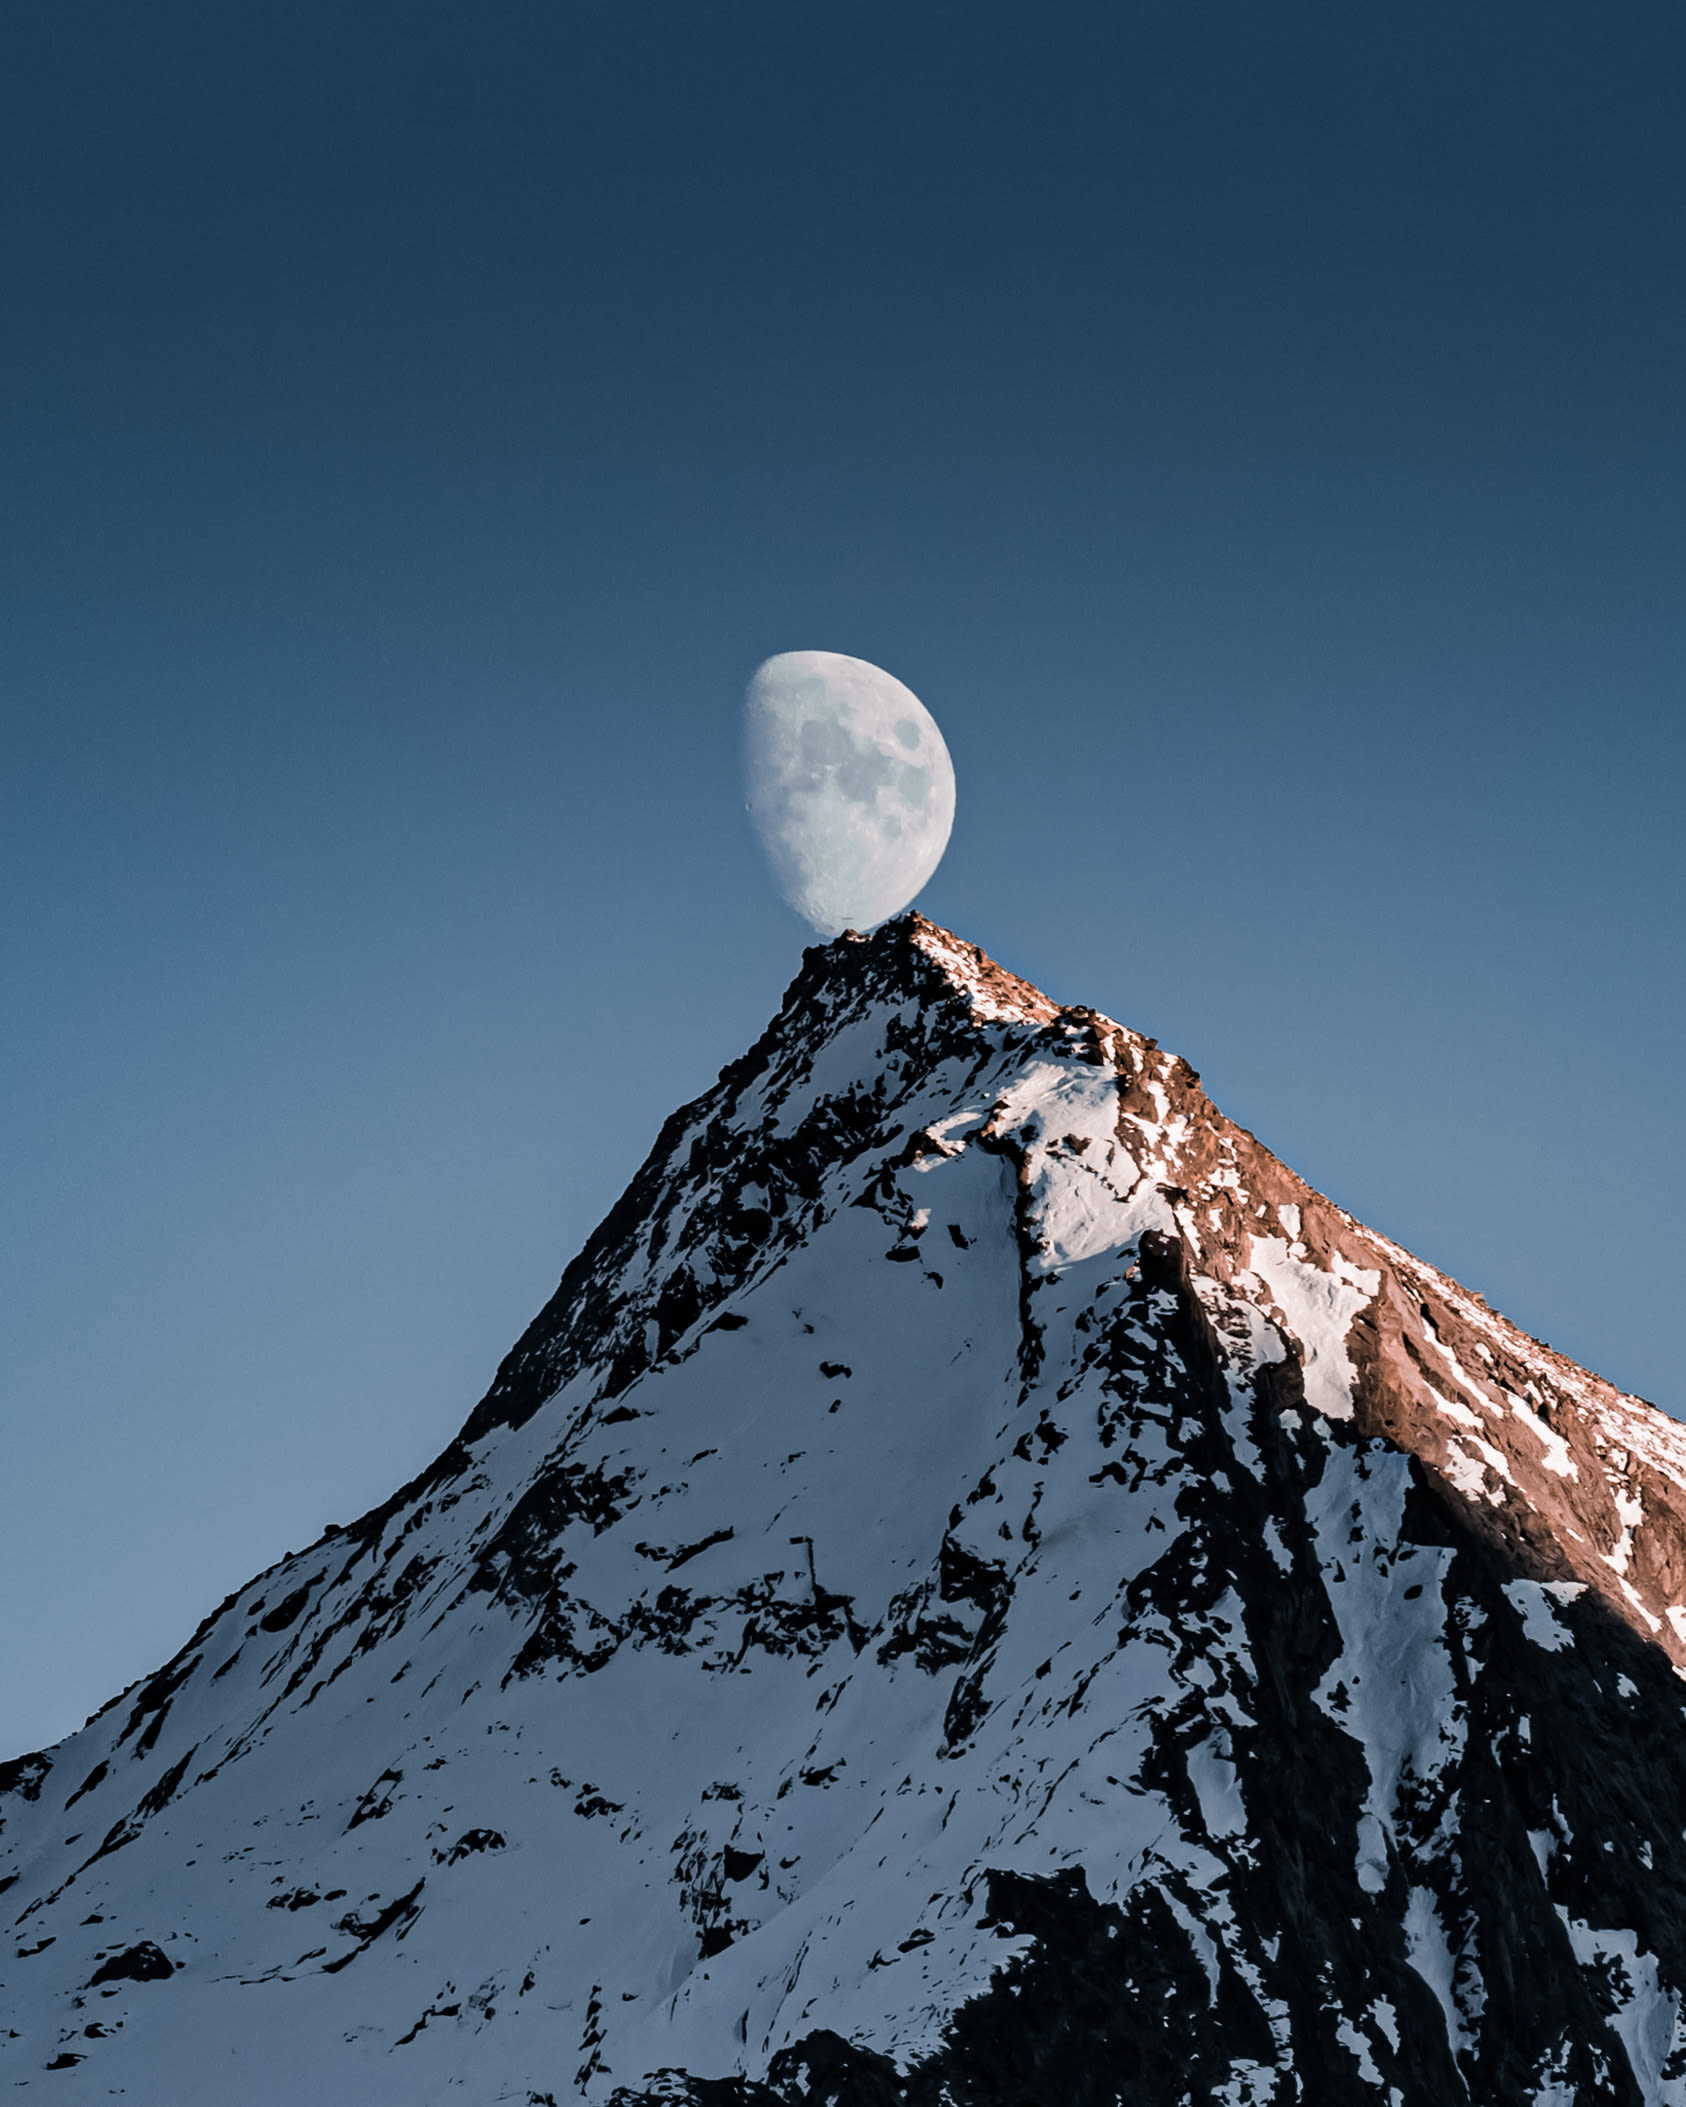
[[3, 0, 1683, 1752]]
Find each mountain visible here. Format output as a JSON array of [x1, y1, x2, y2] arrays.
[[6, 915, 1686, 2105]]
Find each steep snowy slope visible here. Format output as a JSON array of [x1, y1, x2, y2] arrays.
[[6, 917, 1686, 2105]]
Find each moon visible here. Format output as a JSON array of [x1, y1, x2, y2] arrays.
[[744, 650, 956, 938]]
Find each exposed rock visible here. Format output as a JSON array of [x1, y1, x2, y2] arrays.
[[88, 1941, 172, 1986]]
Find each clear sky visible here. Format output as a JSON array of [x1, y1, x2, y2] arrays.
[[3, 0, 1683, 1755]]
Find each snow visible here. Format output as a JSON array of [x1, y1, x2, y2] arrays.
[[1186, 1733, 1248, 1841], [1261, 1518, 1293, 1574], [1502, 1580, 1582, 1654], [1427, 1383, 1486, 1431], [1506, 1391, 1577, 1478], [1404, 1885, 1471, 2058], [1556, 1917, 1686, 2105], [1335, 2013, 1386, 2085], [1245, 1237, 1378, 1423], [982, 1059, 1171, 1271], [1307, 1445, 1461, 1875], [4, 916, 1682, 2104], [1606, 1476, 1649, 1578], [0, 950, 1217, 2098], [1439, 1432, 1514, 1501]]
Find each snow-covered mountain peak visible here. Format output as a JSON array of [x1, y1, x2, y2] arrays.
[[6, 919, 1686, 2105]]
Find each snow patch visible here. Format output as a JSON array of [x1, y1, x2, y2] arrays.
[[1246, 1238, 1378, 1423], [1335, 2014, 1385, 2085], [1506, 1393, 1577, 1479], [1308, 1447, 1462, 1897], [1502, 1580, 1582, 1654], [985, 1061, 1172, 1270], [1404, 1886, 1472, 2056], [1187, 1735, 1247, 1841]]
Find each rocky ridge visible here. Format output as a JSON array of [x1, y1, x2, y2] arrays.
[[4, 915, 1686, 2104]]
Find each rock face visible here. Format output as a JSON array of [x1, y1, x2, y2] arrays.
[[6, 916, 1686, 2104]]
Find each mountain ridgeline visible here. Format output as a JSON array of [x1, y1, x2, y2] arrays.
[[6, 916, 1686, 2104]]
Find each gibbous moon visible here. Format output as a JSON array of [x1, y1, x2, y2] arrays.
[[744, 650, 956, 938]]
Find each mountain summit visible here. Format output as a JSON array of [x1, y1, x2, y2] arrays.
[[7, 917, 1686, 2104]]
